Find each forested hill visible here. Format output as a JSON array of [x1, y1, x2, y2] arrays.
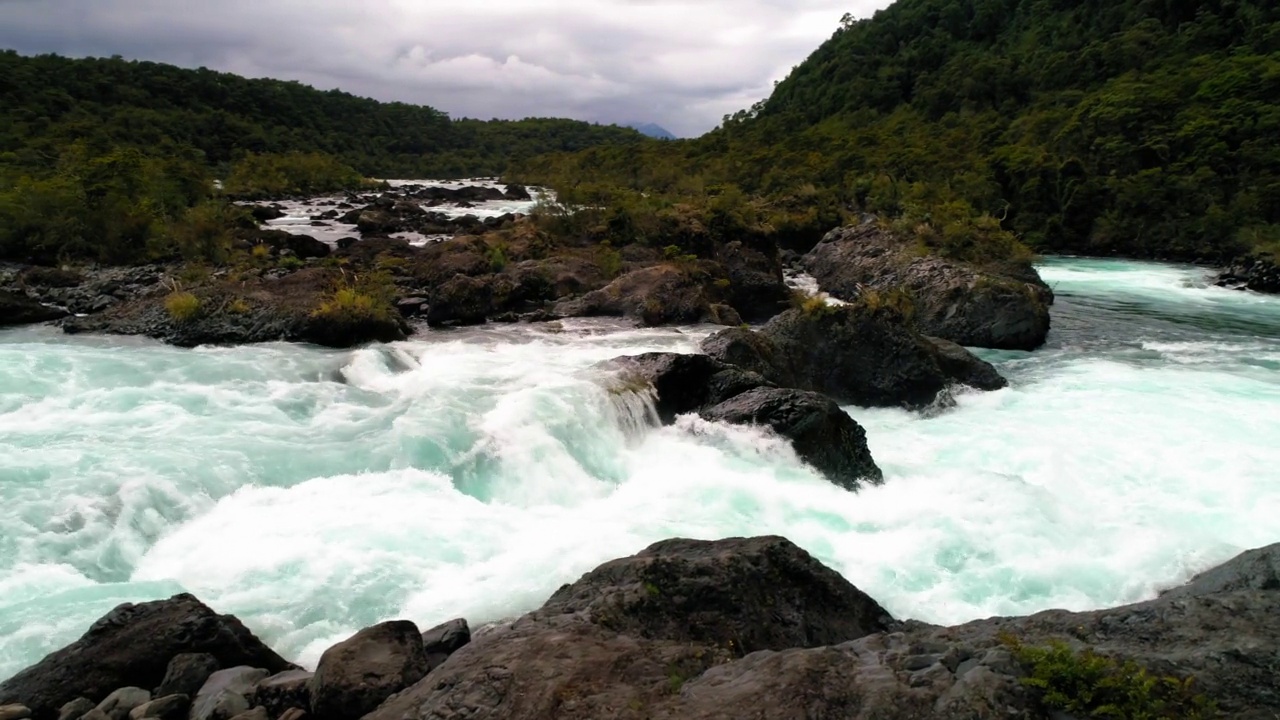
[[515, 0, 1280, 263], [0, 51, 646, 178]]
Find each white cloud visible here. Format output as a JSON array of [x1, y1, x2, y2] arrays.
[[0, 0, 892, 137]]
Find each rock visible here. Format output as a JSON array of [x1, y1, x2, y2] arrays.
[[247, 671, 311, 720], [91, 689, 149, 720], [126, 695, 187, 720], [55, 700, 92, 720], [276, 710, 305, 720], [0, 290, 67, 327], [308, 621, 429, 720], [1162, 542, 1280, 598], [189, 668, 267, 720], [154, 654, 220, 700], [78, 711, 107, 720], [753, 305, 1007, 408], [394, 297, 428, 318], [922, 336, 1008, 392], [701, 387, 883, 490], [249, 206, 285, 223], [503, 184, 532, 201], [1217, 254, 1280, 294], [804, 223, 1053, 350], [254, 231, 330, 260], [607, 352, 771, 423], [0, 706, 32, 720], [557, 265, 716, 326], [365, 536, 892, 720], [700, 327, 786, 380], [18, 267, 83, 288], [426, 274, 492, 327], [354, 210, 400, 234], [0, 594, 290, 720], [714, 240, 790, 321], [708, 303, 743, 326], [222, 710, 266, 720], [420, 620, 471, 672]]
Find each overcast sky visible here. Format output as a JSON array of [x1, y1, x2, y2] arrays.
[[0, 0, 891, 137]]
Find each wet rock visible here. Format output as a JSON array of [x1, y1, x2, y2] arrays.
[[91, 689, 149, 720], [503, 184, 532, 201], [607, 352, 771, 423], [420, 620, 471, 672], [125, 695, 187, 720], [708, 303, 743, 327], [249, 206, 285, 223], [1161, 542, 1280, 597], [309, 621, 429, 720], [804, 222, 1053, 350], [701, 387, 883, 490], [0, 706, 32, 720], [55, 700, 92, 720], [715, 240, 790, 321], [426, 274, 492, 327], [189, 668, 267, 720], [1217, 255, 1280, 293], [154, 654, 219, 699], [247, 671, 311, 720], [753, 305, 1006, 408], [276, 709, 305, 720], [557, 265, 717, 326], [0, 290, 67, 327], [0, 594, 290, 720], [254, 231, 330, 260], [223, 709, 266, 720], [922, 336, 1008, 392]]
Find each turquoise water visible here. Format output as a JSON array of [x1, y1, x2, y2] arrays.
[[1, 258, 1278, 677]]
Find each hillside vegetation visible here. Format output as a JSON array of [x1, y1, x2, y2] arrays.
[[0, 51, 646, 179], [512, 0, 1280, 263]]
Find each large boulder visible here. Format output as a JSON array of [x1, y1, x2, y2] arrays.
[[419, 620, 471, 673], [714, 241, 790, 321], [364, 537, 893, 720], [91, 689, 149, 720], [247, 671, 311, 720], [154, 654, 219, 699], [253, 230, 331, 260], [803, 223, 1053, 350], [126, 695, 187, 720], [0, 595, 291, 720], [557, 265, 717, 326], [717, 304, 1008, 409], [0, 290, 67, 327], [426, 274, 492, 327], [700, 388, 883, 490], [607, 352, 771, 423], [189, 668, 267, 720], [309, 621, 428, 720]]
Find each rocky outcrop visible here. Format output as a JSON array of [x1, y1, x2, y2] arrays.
[[1217, 254, 1280, 294], [6, 266, 166, 317], [420, 620, 471, 673], [701, 388, 883, 490], [803, 222, 1053, 350], [557, 265, 719, 326], [608, 352, 772, 423], [714, 241, 790, 321], [426, 274, 492, 327], [0, 290, 67, 327], [0, 594, 291, 720], [365, 536, 893, 720], [702, 304, 1007, 410], [309, 622, 429, 720], [153, 654, 219, 699], [61, 269, 410, 349]]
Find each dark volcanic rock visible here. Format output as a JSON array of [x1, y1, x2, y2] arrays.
[[248, 671, 312, 720], [752, 305, 1006, 408], [0, 290, 68, 327], [1217, 254, 1280, 293], [804, 223, 1053, 350], [126, 695, 187, 720], [714, 241, 790, 321], [701, 388, 883, 489], [91, 689, 149, 720], [55, 699, 92, 720], [365, 536, 892, 720], [253, 231, 330, 260], [699, 327, 786, 381], [154, 654, 219, 699], [249, 206, 285, 223], [922, 336, 1008, 392], [0, 594, 291, 720], [503, 184, 533, 201], [420, 620, 471, 672], [1162, 542, 1280, 597], [557, 265, 717, 326], [607, 352, 771, 423], [426, 274, 492, 327], [189, 668, 266, 720], [309, 621, 428, 720]]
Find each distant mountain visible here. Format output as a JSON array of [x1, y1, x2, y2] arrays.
[[626, 122, 677, 140]]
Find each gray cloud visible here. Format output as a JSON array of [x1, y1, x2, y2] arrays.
[[0, 0, 891, 137]]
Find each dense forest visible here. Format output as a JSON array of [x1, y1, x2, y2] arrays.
[[0, 51, 646, 179], [512, 0, 1280, 263]]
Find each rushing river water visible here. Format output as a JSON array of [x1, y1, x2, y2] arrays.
[[1, 257, 1278, 678]]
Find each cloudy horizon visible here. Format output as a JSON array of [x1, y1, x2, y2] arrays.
[[0, 0, 891, 138]]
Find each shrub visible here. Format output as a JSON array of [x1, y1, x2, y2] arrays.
[[311, 269, 397, 325], [164, 291, 201, 322], [1004, 636, 1218, 719], [596, 242, 624, 278], [227, 297, 251, 315], [486, 242, 509, 272], [279, 255, 304, 271]]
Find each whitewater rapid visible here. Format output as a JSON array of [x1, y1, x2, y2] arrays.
[[1, 258, 1278, 678]]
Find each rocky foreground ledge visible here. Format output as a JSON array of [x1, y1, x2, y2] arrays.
[[2, 537, 1277, 720]]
